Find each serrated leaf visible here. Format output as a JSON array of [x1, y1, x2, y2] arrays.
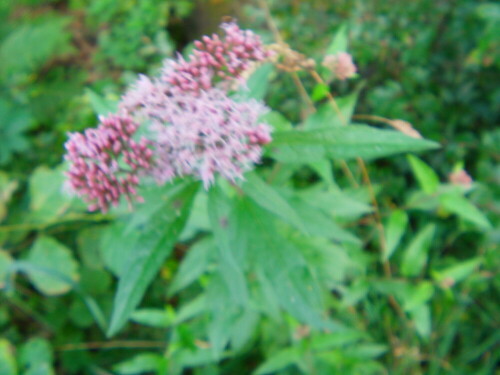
[[27, 236, 79, 295], [28, 165, 77, 223], [85, 88, 118, 116], [383, 210, 408, 260], [107, 182, 198, 336], [271, 125, 440, 163], [304, 91, 359, 129], [440, 193, 492, 229], [208, 187, 248, 306], [407, 155, 440, 194], [169, 237, 213, 295], [401, 224, 436, 277], [242, 172, 307, 234], [0, 16, 73, 82], [239, 63, 274, 100], [0, 99, 33, 165], [254, 348, 301, 375]]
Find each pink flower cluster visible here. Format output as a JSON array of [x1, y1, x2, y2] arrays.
[[147, 89, 271, 189], [64, 22, 272, 211], [163, 22, 271, 93], [322, 52, 357, 81], [65, 115, 153, 212]]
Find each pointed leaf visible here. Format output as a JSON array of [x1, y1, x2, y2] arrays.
[[383, 210, 408, 260], [407, 155, 440, 194], [401, 224, 436, 277], [107, 182, 199, 336], [271, 125, 440, 163]]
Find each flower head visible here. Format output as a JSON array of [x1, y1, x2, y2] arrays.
[[64, 114, 153, 212], [322, 52, 357, 81]]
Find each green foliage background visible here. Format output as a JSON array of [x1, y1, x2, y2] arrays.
[[0, 0, 498, 374]]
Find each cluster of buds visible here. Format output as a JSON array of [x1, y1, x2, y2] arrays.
[[64, 115, 153, 212], [162, 22, 272, 93]]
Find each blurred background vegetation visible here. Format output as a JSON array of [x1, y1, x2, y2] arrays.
[[0, 0, 498, 374]]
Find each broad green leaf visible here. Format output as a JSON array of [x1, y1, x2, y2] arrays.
[[130, 308, 173, 328], [85, 88, 118, 116], [401, 224, 436, 277], [254, 348, 302, 375], [0, 250, 13, 289], [0, 16, 73, 82], [410, 304, 432, 339], [208, 187, 249, 306], [240, 63, 274, 100], [230, 308, 259, 350], [0, 339, 17, 375], [113, 353, 165, 375], [310, 330, 365, 351], [28, 165, 78, 223], [27, 236, 79, 295], [262, 111, 292, 132], [440, 193, 492, 229], [383, 210, 408, 260], [407, 155, 440, 194], [403, 281, 435, 311], [291, 199, 360, 245], [19, 338, 54, 374], [312, 83, 330, 102], [107, 182, 198, 336], [304, 91, 359, 129], [168, 237, 214, 295], [342, 344, 388, 359], [242, 172, 307, 234], [0, 99, 33, 165], [326, 24, 348, 55], [271, 125, 440, 163], [432, 257, 482, 286]]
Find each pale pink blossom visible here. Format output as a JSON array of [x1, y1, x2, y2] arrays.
[[322, 52, 357, 81]]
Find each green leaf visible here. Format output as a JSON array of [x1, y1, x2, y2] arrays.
[[107, 182, 198, 336], [242, 172, 308, 234], [19, 338, 53, 373], [383, 210, 409, 260], [271, 125, 440, 163], [0, 250, 13, 289], [26, 236, 79, 295], [310, 330, 365, 351], [168, 237, 214, 295], [440, 193, 492, 229], [407, 155, 440, 194], [0, 339, 17, 375], [240, 63, 274, 100], [254, 348, 301, 375], [304, 91, 359, 129], [85, 88, 118, 116], [403, 281, 434, 311], [113, 353, 165, 375], [432, 257, 482, 285], [0, 99, 33, 165], [0, 16, 73, 82], [208, 187, 249, 306], [401, 224, 436, 277], [28, 165, 78, 223], [410, 304, 432, 339], [130, 308, 172, 328], [311, 83, 330, 102], [326, 24, 348, 55]]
